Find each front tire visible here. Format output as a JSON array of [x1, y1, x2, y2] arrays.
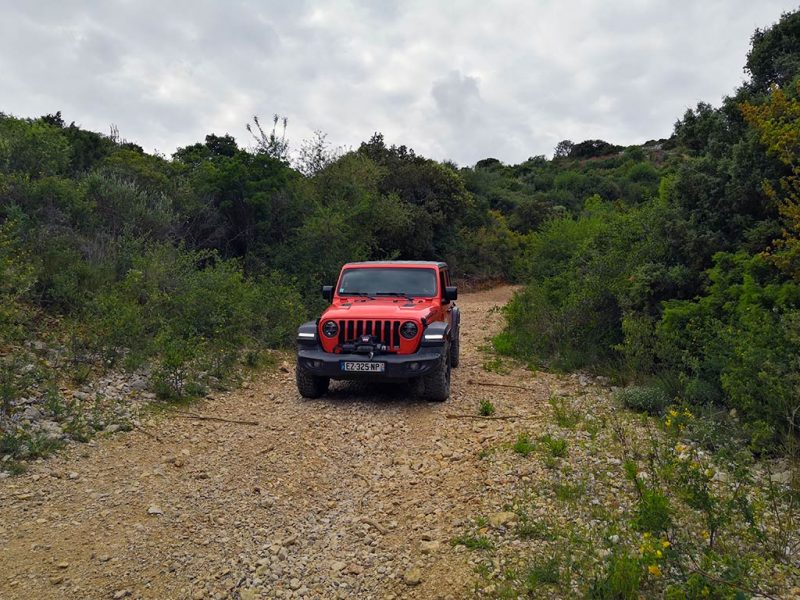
[[296, 366, 329, 399], [422, 348, 451, 402]]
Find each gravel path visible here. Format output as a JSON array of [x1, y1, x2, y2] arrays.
[[0, 286, 579, 599]]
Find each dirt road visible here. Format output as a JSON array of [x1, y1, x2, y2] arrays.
[[0, 286, 572, 599]]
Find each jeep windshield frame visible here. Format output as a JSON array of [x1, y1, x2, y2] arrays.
[[337, 267, 438, 299]]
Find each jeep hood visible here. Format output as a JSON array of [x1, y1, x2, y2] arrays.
[[321, 299, 437, 322]]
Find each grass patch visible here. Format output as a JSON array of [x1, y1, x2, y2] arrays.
[[512, 432, 536, 456], [517, 516, 557, 541], [451, 535, 494, 550], [525, 556, 562, 589], [554, 481, 586, 502], [483, 357, 511, 374], [587, 551, 641, 599], [539, 433, 568, 458], [550, 396, 581, 429], [479, 398, 496, 416]]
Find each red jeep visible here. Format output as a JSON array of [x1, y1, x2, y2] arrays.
[[296, 261, 460, 401]]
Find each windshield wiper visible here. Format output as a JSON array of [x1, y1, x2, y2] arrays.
[[346, 292, 376, 299], [375, 291, 416, 300]]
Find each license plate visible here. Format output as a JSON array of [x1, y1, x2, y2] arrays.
[[341, 361, 385, 372]]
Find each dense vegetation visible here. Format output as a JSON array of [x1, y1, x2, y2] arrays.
[[498, 10, 800, 453], [0, 114, 519, 411], [2, 11, 800, 456]]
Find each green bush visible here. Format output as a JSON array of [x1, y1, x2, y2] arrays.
[[89, 244, 306, 394], [657, 252, 800, 444], [478, 399, 496, 416], [0, 217, 35, 342], [615, 386, 671, 415], [588, 551, 642, 600], [539, 433, 568, 457], [512, 432, 535, 456], [632, 488, 672, 533]]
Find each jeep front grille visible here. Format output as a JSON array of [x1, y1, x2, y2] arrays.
[[337, 319, 402, 350]]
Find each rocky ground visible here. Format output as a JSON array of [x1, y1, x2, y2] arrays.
[[0, 286, 761, 599]]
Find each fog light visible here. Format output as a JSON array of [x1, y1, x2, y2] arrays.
[[409, 362, 419, 371], [312, 360, 323, 368]]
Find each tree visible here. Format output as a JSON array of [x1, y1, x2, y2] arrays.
[[569, 139, 622, 159], [247, 114, 289, 162], [40, 111, 64, 128], [553, 139, 574, 159], [741, 83, 800, 280], [295, 130, 341, 176], [745, 9, 800, 94], [204, 134, 238, 158]]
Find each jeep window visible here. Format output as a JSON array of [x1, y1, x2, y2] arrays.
[[338, 268, 437, 298]]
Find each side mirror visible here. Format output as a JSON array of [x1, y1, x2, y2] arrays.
[[443, 286, 458, 303], [321, 285, 334, 302]]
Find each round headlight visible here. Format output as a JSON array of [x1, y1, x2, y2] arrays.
[[322, 321, 339, 338], [400, 321, 418, 339]]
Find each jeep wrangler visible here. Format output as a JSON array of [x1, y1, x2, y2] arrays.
[[295, 261, 460, 401]]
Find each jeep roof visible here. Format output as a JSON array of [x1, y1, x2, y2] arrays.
[[341, 260, 448, 268]]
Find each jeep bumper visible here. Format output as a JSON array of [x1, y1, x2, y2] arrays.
[[297, 346, 444, 381]]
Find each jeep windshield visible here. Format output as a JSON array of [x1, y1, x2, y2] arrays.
[[338, 268, 437, 298]]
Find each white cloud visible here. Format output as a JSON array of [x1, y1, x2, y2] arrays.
[[0, 0, 794, 164]]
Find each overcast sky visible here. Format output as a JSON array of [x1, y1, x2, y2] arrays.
[[0, 1, 796, 165]]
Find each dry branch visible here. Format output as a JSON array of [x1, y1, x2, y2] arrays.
[[172, 411, 259, 426], [444, 413, 535, 421], [134, 424, 162, 442], [466, 379, 539, 392], [358, 517, 387, 535]]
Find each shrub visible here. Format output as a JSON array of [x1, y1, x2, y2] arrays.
[[525, 556, 562, 589], [88, 244, 307, 394], [550, 396, 581, 428], [512, 432, 535, 456], [657, 252, 800, 445], [0, 217, 35, 341], [588, 551, 642, 600], [616, 385, 671, 415], [478, 399, 496, 416], [539, 433, 568, 457], [632, 488, 672, 533]]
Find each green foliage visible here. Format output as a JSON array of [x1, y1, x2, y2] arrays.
[[657, 252, 800, 442], [496, 9, 800, 450], [482, 357, 510, 374], [550, 396, 582, 429], [0, 115, 70, 177], [745, 9, 800, 93], [478, 399, 496, 416], [538, 433, 568, 458], [90, 245, 306, 396], [524, 555, 562, 590], [498, 198, 667, 370], [512, 432, 535, 456], [0, 217, 35, 341], [632, 489, 672, 534], [588, 551, 642, 600], [450, 535, 493, 550], [615, 386, 671, 416], [553, 481, 585, 502]]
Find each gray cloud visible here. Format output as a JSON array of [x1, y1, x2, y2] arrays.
[[0, 0, 795, 164]]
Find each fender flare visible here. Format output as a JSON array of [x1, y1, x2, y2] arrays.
[[421, 320, 451, 347], [451, 306, 461, 340]]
